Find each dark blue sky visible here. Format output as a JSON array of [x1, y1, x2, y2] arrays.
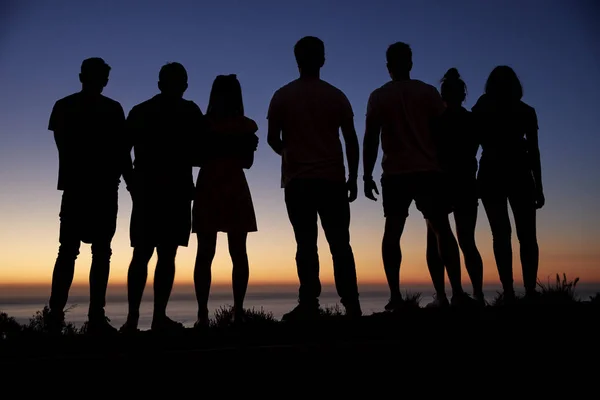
[[0, 0, 599, 285]]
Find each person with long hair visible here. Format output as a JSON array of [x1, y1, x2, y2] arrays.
[[193, 74, 258, 327], [472, 66, 545, 303], [425, 68, 485, 307]]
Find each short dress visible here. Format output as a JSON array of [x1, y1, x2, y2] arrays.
[[192, 116, 258, 233]]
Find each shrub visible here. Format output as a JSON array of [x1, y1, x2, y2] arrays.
[[537, 273, 580, 304], [211, 305, 278, 328]]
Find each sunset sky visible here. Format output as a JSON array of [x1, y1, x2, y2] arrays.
[[0, 0, 598, 290]]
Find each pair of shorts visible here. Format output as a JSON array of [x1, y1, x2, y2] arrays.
[[58, 189, 118, 245], [381, 172, 452, 220]]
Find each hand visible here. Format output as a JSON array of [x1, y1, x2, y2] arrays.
[[534, 189, 545, 209], [364, 177, 379, 201], [346, 176, 358, 203]]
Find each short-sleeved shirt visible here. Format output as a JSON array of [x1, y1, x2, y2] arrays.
[[48, 92, 126, 191], [126, 94, 204, 193], [366, 79, 446, 176], [267, 78, 353, 188], [471, 94, 538, 174], [434, 106, 479, 177]]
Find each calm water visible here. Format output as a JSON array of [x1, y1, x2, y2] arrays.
[[2, 283, 599, 331]]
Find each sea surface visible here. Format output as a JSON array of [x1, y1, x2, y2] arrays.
[[2, 283, 599, 331]]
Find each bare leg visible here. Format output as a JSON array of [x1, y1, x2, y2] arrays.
[[227, 231, 249, 320]]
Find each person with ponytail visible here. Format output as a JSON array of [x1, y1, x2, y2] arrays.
[[192, 74, 258, 327], [471, 66, 544, 303], [426, 68, 485, 307]]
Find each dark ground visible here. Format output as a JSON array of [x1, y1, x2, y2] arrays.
[[1, 304, 598, 394]]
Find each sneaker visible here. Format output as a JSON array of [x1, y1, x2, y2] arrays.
[[450, 291, 479, 307], [384, 297, 404, 312], [343, 301, 363, 318], [503, 289, 517, 305], [474, 292, 486, 307], [281, 302, 320, 322], [232, 308, 246, 325], [86, 316, 118, 336], [426, 294, 450, 308], [46, 309, 65, 336], [523, 290, 541, 304], [119, 319, 140, 334], [151, 316, 185, 333], [194, 309, 210, 329]]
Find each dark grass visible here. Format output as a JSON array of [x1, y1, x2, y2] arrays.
[[1, 273, 599, 375]]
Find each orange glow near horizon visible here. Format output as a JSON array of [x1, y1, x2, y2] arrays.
[[1, 186, 598, 289]]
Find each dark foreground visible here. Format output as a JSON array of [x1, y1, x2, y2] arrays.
[[1, 304, 598, 393]]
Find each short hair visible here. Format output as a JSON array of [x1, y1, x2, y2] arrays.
[[294, 36, 325, 69], [80, 57, 111, 76], [386, 42, 412, 71], [159, 62, 188, 84]]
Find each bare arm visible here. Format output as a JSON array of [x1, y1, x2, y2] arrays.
[[526, 110, 544, 203], [267, 117, 283, 156], [341, 117, 359, 180], [362, 114, 381, 180]]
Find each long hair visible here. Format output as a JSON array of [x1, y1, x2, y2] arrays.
[[485, 65, 523, 103], [206, 74, 244, 119]]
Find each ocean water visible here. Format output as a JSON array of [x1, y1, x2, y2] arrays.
[[2, 283, 599, 331]]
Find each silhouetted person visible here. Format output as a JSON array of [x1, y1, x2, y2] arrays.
[[363, 43, 477, 311], [425, 68, 485, 307], [192, 75, 258, 327], [120, 62, 203, 333], [47, 57, 131, 335], [472, 66, 544, 302], [267, 36, 362, 320]]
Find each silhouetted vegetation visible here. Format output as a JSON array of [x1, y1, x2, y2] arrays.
[[1, 274, 598, 340], [211, 305, 278, 328]]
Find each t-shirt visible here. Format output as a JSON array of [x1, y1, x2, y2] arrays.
[[471, 94, 538, 174], [48, 91, 126, 191], [366, 79, 446, 176], [267, 78, 353, 188], [126, 94, 204, 193], [434, 106, 479, 177]]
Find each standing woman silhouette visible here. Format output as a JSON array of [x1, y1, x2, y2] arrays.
[[426, 68, 485, 307], [472, 66, 545, 302], [192, 75, 258, 327]]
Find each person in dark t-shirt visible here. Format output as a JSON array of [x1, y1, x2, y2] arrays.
[[47, 57, 132, 335]]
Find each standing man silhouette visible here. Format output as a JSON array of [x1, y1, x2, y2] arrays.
[[47, 57, 132, 334], [120, 62, 203, 333], [267, 36, 362, 320], [362, 43, 476, 310]]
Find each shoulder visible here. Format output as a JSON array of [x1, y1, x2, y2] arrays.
[[271, 80, 297, 99], [183, 99, 203, 115], [519, 101, 536, 115], [415, 80, 441, 96], [100, 95, 124, 112], [471, 94, 489, 112], [52, 92, 80, 109]]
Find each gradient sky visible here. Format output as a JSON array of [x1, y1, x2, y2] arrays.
[[0, 0, 598, 289]]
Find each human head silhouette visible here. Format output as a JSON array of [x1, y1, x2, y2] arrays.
[[158, 62, 188, 98], [440, 67, 466, 107], [79, 57, 110, 94], [386, 42, 412, 80], [485, 65, 523, 103], [207, 74, 244, 119], [294, 36, 325, 76]]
